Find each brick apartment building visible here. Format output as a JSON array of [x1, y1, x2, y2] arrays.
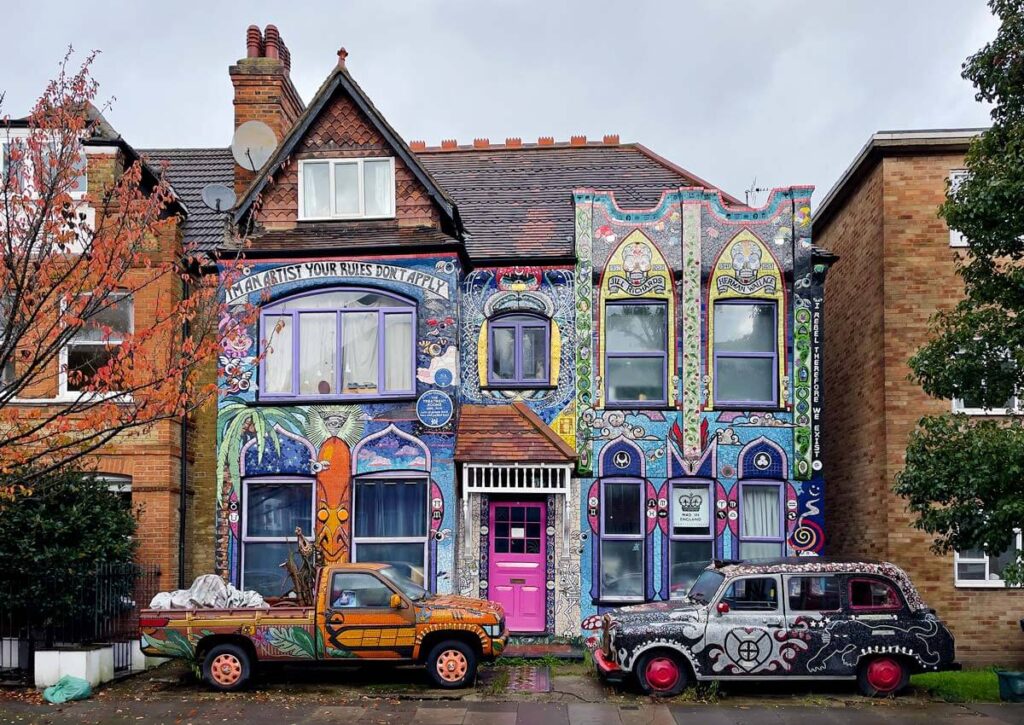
[[815, 129, 1023, 667]]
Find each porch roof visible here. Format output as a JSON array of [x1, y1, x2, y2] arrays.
[[455, 402, 576, 463]]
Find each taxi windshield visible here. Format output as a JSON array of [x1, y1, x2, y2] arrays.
[[687, 569, 725, 604]]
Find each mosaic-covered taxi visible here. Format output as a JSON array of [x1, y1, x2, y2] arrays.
[[594, 558, 957, 697]]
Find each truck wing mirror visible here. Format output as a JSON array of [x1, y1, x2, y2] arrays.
[[390, 593, 404, 610]]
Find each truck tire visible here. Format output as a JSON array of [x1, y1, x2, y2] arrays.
[[857, 655, 909, 697], [425, 640, 477, 689], [635, 650, 689, 697], [203, 643, 252, 692]]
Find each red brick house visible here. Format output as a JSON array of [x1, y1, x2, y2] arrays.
[[814, 129, 1023, 667]]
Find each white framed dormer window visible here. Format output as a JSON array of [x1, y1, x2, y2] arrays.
[[955, 530, 1022, 588], [949, 170, 969, 247], [60, 292, 133, 396], [298, 158, 395, 220]]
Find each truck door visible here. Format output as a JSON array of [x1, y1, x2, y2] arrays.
[[318, 570, 416, 660], [703, 574, 785, 676]]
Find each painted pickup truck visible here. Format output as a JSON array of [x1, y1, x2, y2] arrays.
[[594, 558, 958, 697], [140, 563, 507, 691]]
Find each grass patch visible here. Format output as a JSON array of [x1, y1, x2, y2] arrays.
[[911, 668, 1002, 703], [494, 653, 591, 676]]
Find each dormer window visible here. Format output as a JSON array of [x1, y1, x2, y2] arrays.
[[298, 158, 395, 220]]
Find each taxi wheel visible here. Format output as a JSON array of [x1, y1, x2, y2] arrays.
[[426, 640, 478, 689], [857, 656, 909, 697], [635, 650, 689, 697], [203, 643, 252, 692]]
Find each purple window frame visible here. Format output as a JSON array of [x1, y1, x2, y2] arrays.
[[668, 479, 716, 597], [599, 477, 646, 602], [604, 299, 668, 407], [713, 299, 778, 408], [486, 313, 551, 387], [737, 480, 786, 560], [258, 286, 417, 402]]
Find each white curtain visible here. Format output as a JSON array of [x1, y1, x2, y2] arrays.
[[299, 313, 336, 395], [303, 163, 330, 217], [741, 485, 782, 559], [384, 314, 412, 391], [364, 160, 391, 216], [264, 315, 293, 394], [343, 312, 379, 392]]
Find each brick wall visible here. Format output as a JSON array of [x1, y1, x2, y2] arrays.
[[820, 149, 1024, 667], [185, 354, 218, 582]]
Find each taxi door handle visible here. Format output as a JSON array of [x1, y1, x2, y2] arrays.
[[762, 617, 783, 628]]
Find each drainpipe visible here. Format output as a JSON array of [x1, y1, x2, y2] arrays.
[[178, 276, 190, 589]]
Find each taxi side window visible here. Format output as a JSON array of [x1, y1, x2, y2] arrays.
[[848, 578, 902, 611], [787, 576, 841, 611], [330, 572, 393, 608], [721, 576, 778, 611]]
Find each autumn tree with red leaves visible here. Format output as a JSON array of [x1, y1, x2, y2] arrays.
[[0, 54, 240, 495]]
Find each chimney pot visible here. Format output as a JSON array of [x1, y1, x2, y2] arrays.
[[441, 139, 457, 149], [246, 25, 263, 58], [264, 25, 281, 59], [570, 135, 587, 146], [505, 137, 522, 147], [603, 134, 620, 145], [337, 47, 349, 68], [281, 44, 291, 73], [410, 140, 426, 151], [473, 138, 490, 149], [538, 136, 554, 146]]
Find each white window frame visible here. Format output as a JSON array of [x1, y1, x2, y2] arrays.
[[948, 170, 969, 247], [297, 157, 396, 221], [60, 291, 134, 398], [240, 477, 316, 593], [954, 530, 1022, 588], [952, 396, 1019, 416], [1, 129, 88, 202], [351, 475, 429, 577]]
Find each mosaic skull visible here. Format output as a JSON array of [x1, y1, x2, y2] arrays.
[[730, 240, 761, 284], [622, 242, 652, 287]]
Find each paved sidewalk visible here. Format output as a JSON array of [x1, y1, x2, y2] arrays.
[[0, 700, 1022, 725]]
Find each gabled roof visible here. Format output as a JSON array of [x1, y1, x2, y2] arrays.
[[232, 62, 462, 237], [455, 402, 576, 463], [418, 141, 741, 263], [141, 148, 234, 252]]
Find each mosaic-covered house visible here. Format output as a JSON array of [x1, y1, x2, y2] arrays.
[[152, 26, 834, 641]]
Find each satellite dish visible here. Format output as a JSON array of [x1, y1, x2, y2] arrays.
[[201, 183, 237, 213], [231, 120, 277, 172]]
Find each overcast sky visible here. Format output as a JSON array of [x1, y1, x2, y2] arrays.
[[2, 1, 997, 206]]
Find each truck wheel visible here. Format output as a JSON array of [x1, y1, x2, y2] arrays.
[[203, 643, 252, 692], [426, 640, 477, 689], [857, 656, 909, 697], [635, 650, 689, 697]]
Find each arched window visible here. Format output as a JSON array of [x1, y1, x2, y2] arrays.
[[259, 288, 415, 400], [487, 313, 550, 387]]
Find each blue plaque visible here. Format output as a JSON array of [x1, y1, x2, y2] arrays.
[[416, 390, 453, 428], [434, 368, 453, 387]]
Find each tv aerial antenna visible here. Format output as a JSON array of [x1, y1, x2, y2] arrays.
[[745, 177, 771, 207], [230, 120, 277, 173]]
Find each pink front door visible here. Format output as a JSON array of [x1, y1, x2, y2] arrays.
[[489, 501, 546, 633]]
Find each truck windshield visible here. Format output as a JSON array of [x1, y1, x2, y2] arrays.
[[380, 566, 428, 601], [687, 570, 725, 604]]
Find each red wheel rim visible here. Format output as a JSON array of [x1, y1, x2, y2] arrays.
[[436, 649, 468, 683], [866, 657, 902, 692], [645, 657, 680, 692], [210, 653, 243, 687]]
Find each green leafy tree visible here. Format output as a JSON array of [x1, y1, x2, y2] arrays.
[[895, 0, 1024, 583], [0, 466, 136, 629]]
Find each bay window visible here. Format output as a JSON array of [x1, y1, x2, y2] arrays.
[[713, 300, 777, 407], [260, 288, 415, 401], [488, 313, 550, 387], [299, 158, 395, 220], [955, 531, 1022, 587], [64, 293, 133, 394], [669, 481, 715, 598], [605, 300, 667, 405], [600, 479, 645, 601], [353, 477, 428, 586], [738, 482, 784, 560], [241, 478, 314, 596]]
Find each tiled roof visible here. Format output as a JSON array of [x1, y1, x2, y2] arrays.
[[455, 402, 576, 463], [232, 224, 463, 258], [140, 148, 234, 251], [418, 142, 739, 262]]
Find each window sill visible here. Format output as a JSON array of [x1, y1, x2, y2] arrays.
[[602, 403, 673, 411], [482, 384, 556, 391], [954, 408, 1018, 416], [954, 580, 1017, 589], [297, 214, 397, 223], [710, 404, 784, 411], [11, 392, 134, 405], [256, 392, 417, 404]]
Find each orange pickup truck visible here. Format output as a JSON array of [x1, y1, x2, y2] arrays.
[[139, 563, 507, 691]]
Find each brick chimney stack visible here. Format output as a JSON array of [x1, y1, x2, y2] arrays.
[[229, 24, 304, 194]]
